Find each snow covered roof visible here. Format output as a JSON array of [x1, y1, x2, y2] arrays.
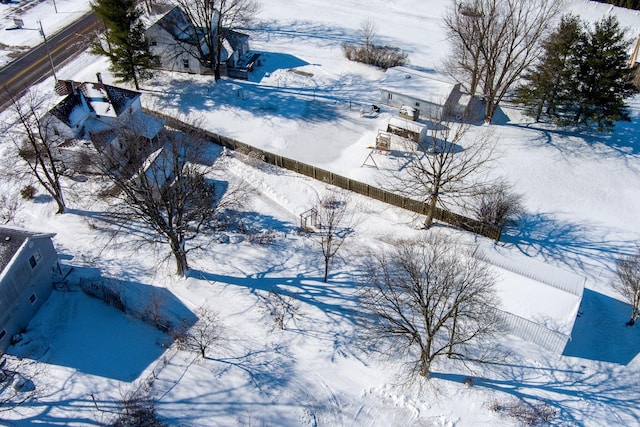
[[387, 116, 425, 134], [474, 242, 584, 347], [381, 66, 459, 104], [0, 227, 55, 277], [51, 81, 140, 127], [153, 6, 202, 47]]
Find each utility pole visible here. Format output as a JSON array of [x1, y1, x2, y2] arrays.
[[38, 20, 57, 81]]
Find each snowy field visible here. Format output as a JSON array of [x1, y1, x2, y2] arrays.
[[2, 0, 640, 425]]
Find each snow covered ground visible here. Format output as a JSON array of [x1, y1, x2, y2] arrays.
[[2, 0, 640, 425]]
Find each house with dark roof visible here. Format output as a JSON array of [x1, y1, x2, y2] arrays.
[[0, 227, 57, 353], [145, 6, 251, 76], [45, 79, 164, 171]]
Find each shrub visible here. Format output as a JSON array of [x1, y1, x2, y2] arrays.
[[172, 307, 222, 358], [79, 277, 126, 313], [342, 43, 408, 69], [258, 287, 303, 331], [490, 399, 557, 425], [471, 181, 524, 228], [20, 185, 36, 200], [0, 195, 18, 224]]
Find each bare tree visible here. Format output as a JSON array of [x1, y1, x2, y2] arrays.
[[612, 247, 640, 326], [174, 306, 222, 358], [174, 0, 261, 80], [387, 110, 494, 228], [470, 179, 524, 228], [308, 192, 354, 283], [0, 195, 19, 225], [6, 92, 66, 214], [98, 120, 242, 276], [359, 232, 503, 378], [444, 0, 562, 122], [258, 287, 303, 331], [360, 19, 377, 65]]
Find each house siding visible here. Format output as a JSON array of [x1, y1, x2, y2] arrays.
[[380, 89, 443, 120], [147, 24, 207, 74], [0, 236, 57, 352]]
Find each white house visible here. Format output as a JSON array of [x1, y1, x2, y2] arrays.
[[380, 66, 470, 120], [0, 227, 58, 353], [46, 79, 164, 171], [145, 6, 251, 76]]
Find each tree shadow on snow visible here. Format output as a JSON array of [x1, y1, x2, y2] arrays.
[[501, 212, 635, 278], [504, 104, 640, 157], [432, 360, 640, 426], [191, 269, 363, 326], [563, 288, 640, 365], [205, 341, 295, 397], [151, 76, 350, 125], [232, 210, 298, 235], [189, 262, 367, 365]]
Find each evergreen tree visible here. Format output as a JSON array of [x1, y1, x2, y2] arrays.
[[91, 0, 155, 89], [516, 15, 583, 122], [517, 15, 637, 131], [573, 16, 636, 131]]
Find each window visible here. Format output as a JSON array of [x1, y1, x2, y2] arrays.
[[415, 101, 420, 107], [388, 93, 393, 100], [29, 293, 37, 304], [183, 58, 190, 69], [0, 330, 5, 340], [29, 250, 41, 269]]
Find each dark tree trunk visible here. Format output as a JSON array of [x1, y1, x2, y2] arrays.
[[170, 238, 189, 277], [424, 189, 439, 229], [323, 256, 329, 283]]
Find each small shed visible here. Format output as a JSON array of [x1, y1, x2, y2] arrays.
[[386, 116, 425, 143], [0, 227, 57, 352], [380, 66, 468, 120]]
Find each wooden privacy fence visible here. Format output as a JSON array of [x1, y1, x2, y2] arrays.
[[146, 109, 502, 241]]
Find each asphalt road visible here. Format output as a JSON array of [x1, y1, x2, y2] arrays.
[[0, 11, 99, 112]]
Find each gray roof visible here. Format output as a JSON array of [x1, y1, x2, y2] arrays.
[[0, 228, 31, 274], [154, 6, 202, 46], [0, 227, 55, 275]]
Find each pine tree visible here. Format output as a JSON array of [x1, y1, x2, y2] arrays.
[[573, 16, 636, 131], [91, 0, 155, 89], [516, 15, 583, 122], [517, 15, 637, 131]]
